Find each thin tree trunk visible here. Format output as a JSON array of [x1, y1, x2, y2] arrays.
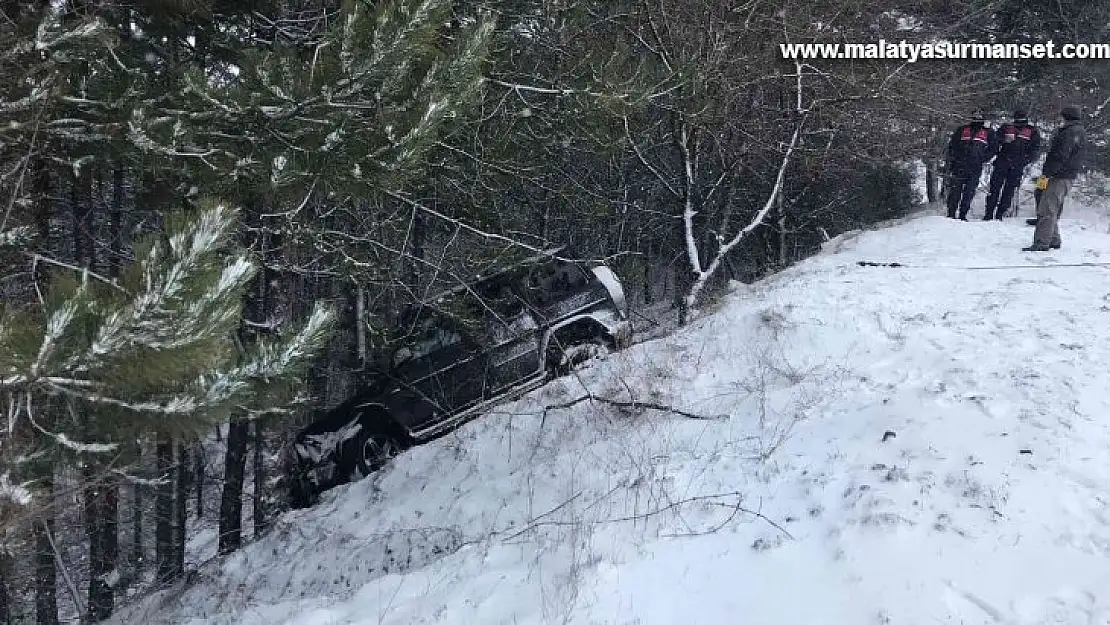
[[110, 165, 124, 274], [34, 513, 60, 625], [252, 420, 271, 538], [0, 551, 11, 625], [673, 220, 693, 326], [926, 157, 940, 203], [84, 467, 117, 622], [131, 479, 142, 579], [355, 284, 366, 366], [174, 442, 189, 575], [218, 419, 251, 555], [154, 437, 174, 582], [83, 469, 104, 621], [776, 190, 788, 267], [33, 159, 51, 253], [72, 169, 95, 271], [31, 163, 58, 625], [194, 442, 204, 520]]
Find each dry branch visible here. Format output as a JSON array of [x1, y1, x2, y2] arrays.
[[542, 391, 727, 421]]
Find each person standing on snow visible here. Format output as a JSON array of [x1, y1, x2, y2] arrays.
[[982, 109, 1041, 220], [944, 110, 997, 220], [1024, 104, 1087, 252]]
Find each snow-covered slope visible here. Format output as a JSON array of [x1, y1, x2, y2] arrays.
[[113, 196, 1110, 625]]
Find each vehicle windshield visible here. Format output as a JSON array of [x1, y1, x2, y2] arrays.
[[520, 260, 591, 307]]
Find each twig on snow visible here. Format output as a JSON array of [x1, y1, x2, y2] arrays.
[[542, 391, 727, 421]]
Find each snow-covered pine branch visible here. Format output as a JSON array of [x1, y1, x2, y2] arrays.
[[0, 200, 336, 455], [134, 0, 494, 198]]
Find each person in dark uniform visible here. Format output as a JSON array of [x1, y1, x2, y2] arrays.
[[944, 110, 997, 220], [1024, 104, 1087, 251], [982, 109, 1041, 220]]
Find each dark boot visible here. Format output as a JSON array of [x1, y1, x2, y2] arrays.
[[981, 213, 994, 221], [1050, 243, 1061, 249], [1026, 218, 1038, 226], [1022, 244, 1050, 252]]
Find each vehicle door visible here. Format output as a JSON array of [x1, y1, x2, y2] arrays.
[[476, 284, 543, 395], [388, 311, 485, 430]]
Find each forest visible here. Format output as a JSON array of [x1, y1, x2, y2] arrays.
[[1, 0, 1108, 623]]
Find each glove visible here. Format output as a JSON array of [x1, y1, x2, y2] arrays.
[[1035, 175, 1048, 190]]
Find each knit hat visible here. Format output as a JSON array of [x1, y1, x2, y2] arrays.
[[1013, 108, 1028, 122], [1061, 105, 1082, 121]]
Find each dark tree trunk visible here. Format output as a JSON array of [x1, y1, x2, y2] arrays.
[[0, 551, 12, 625], [218, 419, 251, 555], [33, 160, 51, 248], [194, 441, 204, 519], [252, 420, 271, 538], [131, 480, 143, 579], [775, 189, 788, 268], [84, 468, 117, 622], [110, 165, 124, 274], [174, 442, 189, 575], [154, 437, 175, 582], [673, 212, 693, 325], [72, 168, 95, 270], [30, 163, 58, 625], [74, 165, 116, 621], [926, 157, 940, 203], [221, 200, 272, 553], [33, 508, 58, 625]]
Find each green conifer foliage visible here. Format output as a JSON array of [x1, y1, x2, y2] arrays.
[[0, 200, 335, 503]]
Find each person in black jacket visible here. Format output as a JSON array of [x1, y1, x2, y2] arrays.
[[1024, 104, 1087, 251], [983, 109, 1041, 220], [945, 110, 997, 220]]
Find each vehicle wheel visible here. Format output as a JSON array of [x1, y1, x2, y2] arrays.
[[546, 336, 612, 377], [353, 428, 403, 477]]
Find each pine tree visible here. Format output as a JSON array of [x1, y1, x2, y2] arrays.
[[0, 200, 336, 614]]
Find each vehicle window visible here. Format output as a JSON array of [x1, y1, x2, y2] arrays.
[[474, 280, 524, 317], [483, 307, 537, 345], [392, 312, 464, 366], [410, 325, 462, 359], [522, 261, 589, 306]]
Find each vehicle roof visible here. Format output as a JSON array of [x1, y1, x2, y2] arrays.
[[418, 245, 575, 307]]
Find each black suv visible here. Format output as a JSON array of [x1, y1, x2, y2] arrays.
[[289, 248, 631, 505]]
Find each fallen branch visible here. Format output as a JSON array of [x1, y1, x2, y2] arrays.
[[504, 490, 794, 542], [665, 495, 795, 540], [543, 390, 727, 421]]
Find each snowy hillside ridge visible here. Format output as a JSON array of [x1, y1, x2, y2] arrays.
[[112, 196, 1110, 625]]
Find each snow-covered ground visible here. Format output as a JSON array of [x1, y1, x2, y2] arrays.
[[111, 186, 1110, 625]]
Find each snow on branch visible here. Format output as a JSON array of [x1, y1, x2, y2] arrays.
[[83, 202, 248, 367], [0, 226, 32, 249], [226, 302, 337, 385], [684, 116, 806, 313], [1, 200, 333, 455], [0, 473, 31, 507], [35, 12, 107, 52]]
